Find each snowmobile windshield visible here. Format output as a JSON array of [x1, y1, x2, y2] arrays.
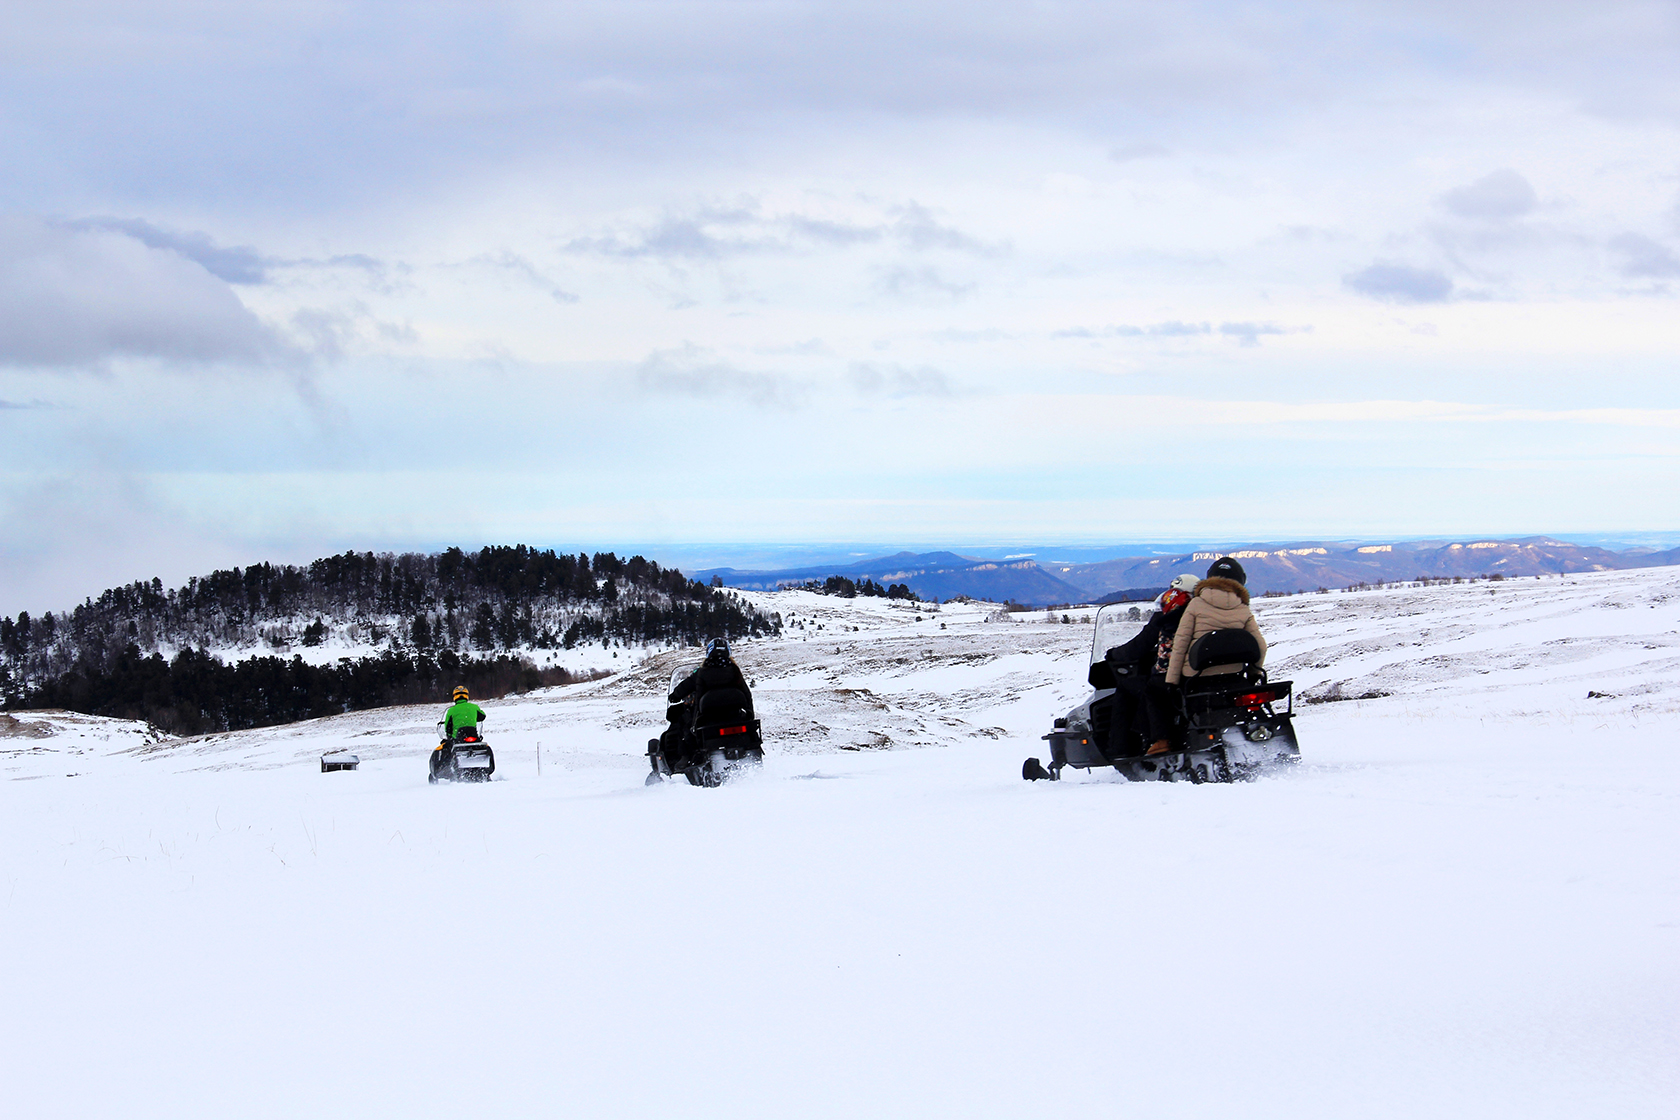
[[669, 664, 697, 695], [1090, 604, 1140, 665]]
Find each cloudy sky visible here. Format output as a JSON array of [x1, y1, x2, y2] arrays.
[[2, 1, 1678, 611]]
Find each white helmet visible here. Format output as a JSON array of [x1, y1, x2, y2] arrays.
[[1169, 573, 1199, 594]]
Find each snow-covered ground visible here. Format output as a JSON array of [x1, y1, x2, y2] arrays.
[[2, 572, 1675, 1117]]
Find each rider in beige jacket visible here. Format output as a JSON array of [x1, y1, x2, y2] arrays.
[[1165, 573, 1267, 686]]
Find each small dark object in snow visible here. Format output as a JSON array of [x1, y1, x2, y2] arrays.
[[1587, 690, 1616, 699], [321, 752, 359, 772]]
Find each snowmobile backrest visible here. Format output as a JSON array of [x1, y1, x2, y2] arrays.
[[696, 687, 750, 722], [1187, 628, 1262, 671]]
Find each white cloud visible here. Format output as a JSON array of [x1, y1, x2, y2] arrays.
[[1023, 395, 1680, 430], [562, 199, 996, 266], [1109, 142, 1171, 162], [889, 203, 1001, 255], [1218, 321, 1291, 346], [847, 362, 953, 397], [635, 343, 803, 408], [0, 218, 282, 368], [1608, 232, 1680, 278], [1344, 263, 1455, 304], [464, 251, 580, 303], [1438, 170, 1538, 221], [0, 472, 248, 616], [63, 216, 273, 283], [1053, 321, 1297, 346], [873, 265, 975, 299]]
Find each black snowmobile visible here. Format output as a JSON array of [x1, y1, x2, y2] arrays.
[[1023, 603, 1299, 784], [647, 665, 764, 787], [429, 721, 496, 783]]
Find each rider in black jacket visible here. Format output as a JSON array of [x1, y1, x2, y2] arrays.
[[662, 639, 754, 767], [1103, 575, 1196, 757], [669, 639, 753, 713]]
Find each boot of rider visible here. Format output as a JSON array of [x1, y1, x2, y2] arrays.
[[659, 724, 686, 772]]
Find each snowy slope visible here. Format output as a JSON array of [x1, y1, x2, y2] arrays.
[[1, 709, 172, 779], [1, 572, 1675, 1118]]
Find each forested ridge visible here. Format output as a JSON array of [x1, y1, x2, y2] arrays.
[[1, 546, 780, 733]]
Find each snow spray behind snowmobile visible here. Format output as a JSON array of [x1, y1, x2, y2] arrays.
[[647, 664, 764, 787], [1022, 603, 1299, 783], [430, 721, 496, 783]]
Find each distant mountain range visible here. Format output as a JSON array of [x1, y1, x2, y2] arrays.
[[1053, 537, 1680, 597], [699, 537, 1680, 604], [692, 551, 1090, 605]]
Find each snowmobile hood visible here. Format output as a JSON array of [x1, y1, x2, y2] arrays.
[[1194, 576, 1250, 607]]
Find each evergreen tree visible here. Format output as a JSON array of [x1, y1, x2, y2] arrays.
[[471, 603, 496, 649]]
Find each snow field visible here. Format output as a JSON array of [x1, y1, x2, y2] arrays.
[[1, 571, 1675, 1117]]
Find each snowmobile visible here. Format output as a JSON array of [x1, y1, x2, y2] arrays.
[[429, 721, 496, 783], [647, 664, 764, 787], [1022, 603, 1299, 784]]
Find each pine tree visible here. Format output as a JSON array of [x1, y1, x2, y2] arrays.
[[471, 603, 496, 649]]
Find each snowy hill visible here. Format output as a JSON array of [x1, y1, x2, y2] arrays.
[[2, 546, 779, 733], [3, 570, 1676, 1117], [1, 708, 172, 779]]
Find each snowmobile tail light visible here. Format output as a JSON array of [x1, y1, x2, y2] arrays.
[[718, 725, 750, 736], [1234, 690, 1275, 709]]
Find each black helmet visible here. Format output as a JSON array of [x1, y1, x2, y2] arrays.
[[1206, 556, 1247, 585], [705, 638, 730, 661]]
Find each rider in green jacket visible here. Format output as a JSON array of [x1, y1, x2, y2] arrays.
[[442, 685, 486, 741], [431, 684, 491, 782]]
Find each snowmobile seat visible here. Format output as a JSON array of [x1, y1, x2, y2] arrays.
[[1186, 628, 1263, 673]]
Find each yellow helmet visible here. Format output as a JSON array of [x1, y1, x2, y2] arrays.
[[451, 685, 469, 702]]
